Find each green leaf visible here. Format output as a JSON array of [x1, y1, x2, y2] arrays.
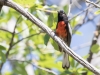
[[0, 45, 6, 51], [91, 44, 100, 53], [51, 39, 59, 50], [75, 31, 82, 35], [36, 10, 47, 23], [87, 71, 93, 75], [47, 13, 54, 27], [70, 56, 75, 67], [63, 5, 69, 14], [75, 62, 79, 67], [13, 62, 28, 75], [77, 68, 87, 73], [0, 45, 6, 63], [0, 50, 6, 63], [13, 0, 36, 8], [70, 17, 81, 28], [44, 34, 50, 45], [83, 54, 89, 59], [61, 70, 72, 75], [94, 10, 100, 15], [17, 16, 23, 24]]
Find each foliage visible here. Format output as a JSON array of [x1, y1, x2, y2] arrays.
[[0, 0, 99, 75]]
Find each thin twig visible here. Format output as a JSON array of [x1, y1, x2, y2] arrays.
[[72, 15, 97, 34], [82, 3, 90, 23], [6, 16, 21, 58], [0, 28, 12, 34], [69, 1, 100, 21], [67, 0, 72, 16], [86, 0, 100, 8], [0, 16, 20, 73], [12, 32, 41, 47]]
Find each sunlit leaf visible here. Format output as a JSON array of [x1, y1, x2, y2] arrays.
[[77, 68, 87, 73], [94, 10, 100, 15], [13, 0, 36, 8], [75, 31, 82, 35], [70, 17, 81, 28], [36, 10, 47, 23], [69, 56, 75, 67], [91, 44, 100, 53], [63, 5, 69, 14], [87, 71, 93, 75]]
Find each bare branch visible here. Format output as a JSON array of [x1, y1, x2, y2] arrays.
[[72, 15, 97, 34], [83, 20, 100, 75], [86, 0, 100, 8], [69, 0, 100, 21], [0, 0, 100, 74]]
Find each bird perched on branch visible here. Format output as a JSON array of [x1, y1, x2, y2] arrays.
[[55, 10, 72, 69]]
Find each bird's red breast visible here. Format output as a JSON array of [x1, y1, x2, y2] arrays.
[[56, 21, 67, 38]]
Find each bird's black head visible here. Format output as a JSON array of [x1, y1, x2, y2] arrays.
[[58, 10, 67, 21]]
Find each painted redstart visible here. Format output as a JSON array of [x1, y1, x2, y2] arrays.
[[55, 10, 72, 69]]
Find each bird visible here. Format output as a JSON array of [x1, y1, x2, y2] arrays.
[[55, 10, 72, 69]]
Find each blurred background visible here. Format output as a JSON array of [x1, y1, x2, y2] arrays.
[[0, 0, 100, 75]]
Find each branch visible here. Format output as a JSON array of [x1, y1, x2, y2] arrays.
[[0, 16, 20, 73], [0, 0, 5, 12], [6, 16, 20, 58], [8, 59, 57, 75], [69, 0, 100, 21], [83, 19, 100, 75], [0, 0, 100, 74], [0, 28, 12, 34], [86, 0, 100, 8], [72, 1, 99, 34], [87, 21, 100, 63], [72, 15, 97, 34], [12, 32, 41, 47]]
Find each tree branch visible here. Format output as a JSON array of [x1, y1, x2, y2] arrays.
[[0, 0, 6, 12], [0, 28, 12, 34], [69, 0, 100, 21], [83, 20, 100, 75], [86, 0, 100, 8], [6, 16, 20, 58], [0, 16, 20, 73], [0, 0, 100, 74]]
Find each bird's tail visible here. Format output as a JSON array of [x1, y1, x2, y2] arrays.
[[62, 52, 70, 69]]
